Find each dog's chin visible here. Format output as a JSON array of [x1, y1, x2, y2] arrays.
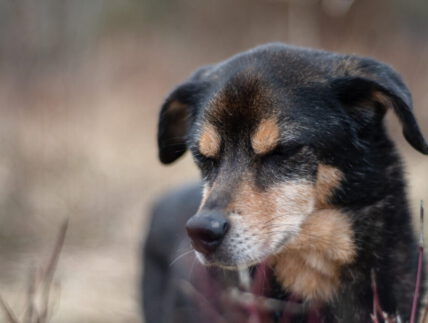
[[195, 230, 299, 269]]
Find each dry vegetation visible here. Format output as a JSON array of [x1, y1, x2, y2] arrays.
[[0, 0, 427, 322], [0, 38, 200, 323], [0, 221, 68, 323]]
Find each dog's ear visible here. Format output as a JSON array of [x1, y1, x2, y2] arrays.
[[332, 58, 428, 154], [158, 80, 207, 164]]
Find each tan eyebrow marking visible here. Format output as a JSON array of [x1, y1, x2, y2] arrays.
[[251, 117, 280, 155], [199, 123, 221, 158]]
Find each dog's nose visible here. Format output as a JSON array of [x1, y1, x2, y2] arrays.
[[186, 210, 229, 255]]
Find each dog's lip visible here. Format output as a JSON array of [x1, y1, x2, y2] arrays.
[[194, 233, 295, 269], [195, 251, 270, 269]]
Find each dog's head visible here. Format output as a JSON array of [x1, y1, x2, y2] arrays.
[[157, 43, 428, 268]]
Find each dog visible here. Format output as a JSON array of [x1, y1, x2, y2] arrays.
[[143, 43, 428, 322]]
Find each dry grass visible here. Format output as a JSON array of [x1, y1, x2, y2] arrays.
[[0, 220, 68, 323], [0, 38, 200, 323]]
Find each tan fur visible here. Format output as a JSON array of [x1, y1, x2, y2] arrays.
[[251, 118, 280, 155], [272, 209, 356, 301], [226, 178, 314, 230], [315, 164, 343, 209], [199, 124, 221, 158], [226, 177, 277, 218]]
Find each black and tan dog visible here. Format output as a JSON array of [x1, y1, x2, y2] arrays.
[[143, 43, 428, 322]]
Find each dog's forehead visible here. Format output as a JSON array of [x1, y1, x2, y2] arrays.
[[192, 45, 352, 151], [199, 73, 325, 143], [200, 47, 334, 122], [205, 71, 275, 124]]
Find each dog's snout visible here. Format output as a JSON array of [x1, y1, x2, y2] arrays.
[[186, 210, 229, 255]]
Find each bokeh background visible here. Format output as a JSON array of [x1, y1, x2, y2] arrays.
[[0, 0, 427, 322]]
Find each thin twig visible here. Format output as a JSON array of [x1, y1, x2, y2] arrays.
[[371, 269, 381, 323], [0, 295, 19, 323], [180, 280, 228, 323], [410, 201, 424, 323], [39, 219, 68, 322], [23, 267, 37, 323], [46, 281, 61, 322]]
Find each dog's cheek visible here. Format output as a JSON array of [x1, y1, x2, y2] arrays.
[[221, 214, 267, 265], [222, 181, 278, 262], [225, 181, 315, 260], [263, 183, 315, 250], [274, 183, 315, 221]]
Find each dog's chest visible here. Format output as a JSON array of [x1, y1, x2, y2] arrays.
[[270, 209, 356, 302]]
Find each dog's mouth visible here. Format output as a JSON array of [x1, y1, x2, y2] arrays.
[[193, 229, 296, 269]]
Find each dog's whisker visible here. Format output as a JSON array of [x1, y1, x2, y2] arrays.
[[174, 243, 193, 254], [169, 250, 194, 266]]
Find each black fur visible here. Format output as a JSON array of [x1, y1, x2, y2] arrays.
[[144, 43, 427, 322]]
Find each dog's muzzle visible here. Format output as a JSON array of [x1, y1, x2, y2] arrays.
[[186, 209, 229, 255]]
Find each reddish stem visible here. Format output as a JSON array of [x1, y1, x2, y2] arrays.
[[410, 201, 424, 323], [371, 270, 381, 322]]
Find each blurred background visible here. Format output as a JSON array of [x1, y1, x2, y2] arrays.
[[0, 0, 427, 322]]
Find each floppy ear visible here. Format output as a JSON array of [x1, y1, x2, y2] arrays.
[[332, 57, 428, 154], [157, 81, 206, 164]]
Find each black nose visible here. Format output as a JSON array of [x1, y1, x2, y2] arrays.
[[186, 210, 229, 255]]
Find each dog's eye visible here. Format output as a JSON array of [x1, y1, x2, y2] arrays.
[[263, 144, 304, 161], [193, 150, 218, 167]]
